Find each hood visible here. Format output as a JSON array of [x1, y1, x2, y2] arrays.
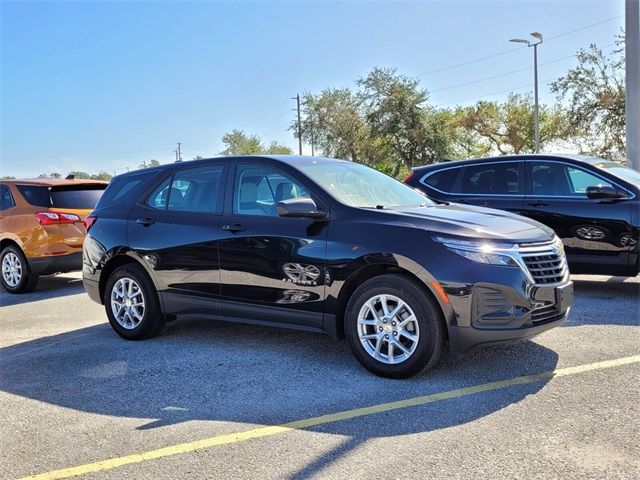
[[386, 203, 555, 244]]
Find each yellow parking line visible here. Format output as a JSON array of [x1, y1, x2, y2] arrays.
[[19, 354, 640, 480]]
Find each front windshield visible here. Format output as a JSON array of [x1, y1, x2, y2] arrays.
[[594, 161, 640, 186], [298, 161, 434, 209]]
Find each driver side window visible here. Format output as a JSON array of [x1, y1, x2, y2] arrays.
[[234, 164, 310, 217], [530, 162, 614, 197]]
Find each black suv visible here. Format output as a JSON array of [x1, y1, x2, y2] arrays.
[[83, 156, 573, 378], [405, 154, 640, 276]]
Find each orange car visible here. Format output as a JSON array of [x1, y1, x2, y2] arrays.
[[0, 178, 108, 293]]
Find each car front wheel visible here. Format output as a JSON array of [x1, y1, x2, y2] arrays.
[[345, 274, 445, 378], [104, 263, 165, 340]]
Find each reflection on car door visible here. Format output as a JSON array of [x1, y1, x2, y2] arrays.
[[523, 159, 633, 275], [447, 161, 525, 214], [218, 162, 329, 330], [127, 164, 227, 314]]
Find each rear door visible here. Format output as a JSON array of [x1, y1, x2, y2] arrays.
[[127, 163, 227, 314], [523, 159, 633, 275], [447, 161, 525, 214]]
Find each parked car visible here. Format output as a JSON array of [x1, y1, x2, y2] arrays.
[[83, 156, 573, 378], [405, 154, 640, 277], [0, 178, 108, 293]]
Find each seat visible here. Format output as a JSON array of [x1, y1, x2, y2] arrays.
[[275, 182, 295, 203], [476, 171, 494, 193], [238, 181, 267, 216]]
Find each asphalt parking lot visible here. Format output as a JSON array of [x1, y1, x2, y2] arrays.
[[1, 273, 639, 480]]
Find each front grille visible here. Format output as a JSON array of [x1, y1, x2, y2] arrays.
[[521, 248, 568, 284]]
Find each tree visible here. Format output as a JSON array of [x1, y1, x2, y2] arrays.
[[193, 155, 204, 160], [139, 159, 160, 169], [66, 171, 91, 179], [551, 40, 625, 159], [453, 93, 571, 155], [296, 88, 373, 163], [265, 142, 293, 155], [1, 176, 16, 180], [220, 130, 263, 155], [37, 172, 61, 179], [358, 67, 453, 168], [90, 171, 112, 181]]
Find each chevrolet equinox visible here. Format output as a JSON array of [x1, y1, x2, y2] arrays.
[[83, 156, 573, 378]]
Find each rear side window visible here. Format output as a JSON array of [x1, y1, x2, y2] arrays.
[[0, 185, 15, 210], [457, 162, 521, 194], [146, 165, 224, 213], [422, 168, 459, 193], [17, 184, 106, 209], [16, 185, 50, 207], [97, 172, 150, 207]]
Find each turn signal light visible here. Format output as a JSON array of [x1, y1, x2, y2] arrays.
[[35, 212, 82, 225]]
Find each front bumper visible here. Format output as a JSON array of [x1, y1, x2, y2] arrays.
[[444, 279, 573, 353]]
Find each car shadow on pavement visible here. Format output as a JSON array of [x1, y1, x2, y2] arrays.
[[565, 278, 640, 327], [0, 274, 85, 307], [0, 318, 557, 439]]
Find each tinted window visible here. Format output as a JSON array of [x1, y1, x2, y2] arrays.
[[423, 168, 459, 192], [16, 185, 50, 207], [147, 165, 224, 213], [458, 162, 521, 194], [234, 164, 310, 217], [0, 186, 15, 210], [49, 186, 105, 209], [98, 172, 150, 207], [16, 184, 106, 209], [530, 162, 614, 197]]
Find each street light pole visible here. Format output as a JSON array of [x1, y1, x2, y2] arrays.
[[533, 42, 540, 153], [510, 32, 543, 153]]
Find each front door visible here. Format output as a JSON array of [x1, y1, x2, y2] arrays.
[[218, 162, 329, 330], [127, 163, 227, 314], [523, 159, 633, 275]]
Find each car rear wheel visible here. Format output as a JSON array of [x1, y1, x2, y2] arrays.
[[1, 245, 39, 294], [345, 274, 445, 378], [104, 264, 165, 340]]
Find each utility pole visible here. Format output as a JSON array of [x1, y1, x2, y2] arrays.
[[175, 142, 183, 162], [294, 94, 303, 155], [310, 124, 315, 156], [510, 32, 543, 153], [626, 0, 640, 171]]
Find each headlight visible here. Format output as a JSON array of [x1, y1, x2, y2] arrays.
[[432, 237, 519, 267]]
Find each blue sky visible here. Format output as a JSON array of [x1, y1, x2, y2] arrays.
[[0, 0, 625, 177]]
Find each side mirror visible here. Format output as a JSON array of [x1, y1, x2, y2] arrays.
[[586, 185, 625, 200], [276, 198, 327, 220]]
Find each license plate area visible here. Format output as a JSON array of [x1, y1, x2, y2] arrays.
[[555, 283, 574, 312]]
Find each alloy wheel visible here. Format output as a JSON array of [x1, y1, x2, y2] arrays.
[[110, 277, 146, 330], [2, 253, 22, 287], [357, 294, 420, 364]]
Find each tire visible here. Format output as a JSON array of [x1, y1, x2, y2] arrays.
[[345, 274, 445, 379], [104, 263, 165, 340], [0, 245, 39, 294]]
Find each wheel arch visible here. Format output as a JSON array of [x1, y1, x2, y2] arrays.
[[331, 261, 452, 340], [98, 253, 158, 305]]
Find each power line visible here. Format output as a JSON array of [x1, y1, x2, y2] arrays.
[[418, 15, 623, 78]]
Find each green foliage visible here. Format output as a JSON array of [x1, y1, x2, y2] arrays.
[[551, 41, 625, 159], [193, 155, 204, 160], [139, 159, 161, 169], [453, 93, 571, 154], [221, 130, 263, 155], [67, 171, 91, 179], [265, 142, 293, 155], [90, 171, 112, 181], [1, 176, 16, 180]]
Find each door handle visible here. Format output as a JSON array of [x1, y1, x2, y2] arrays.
[[136, 217, 156, 226], [222, 224, 247, 233], [527, 202, 549, 207]]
